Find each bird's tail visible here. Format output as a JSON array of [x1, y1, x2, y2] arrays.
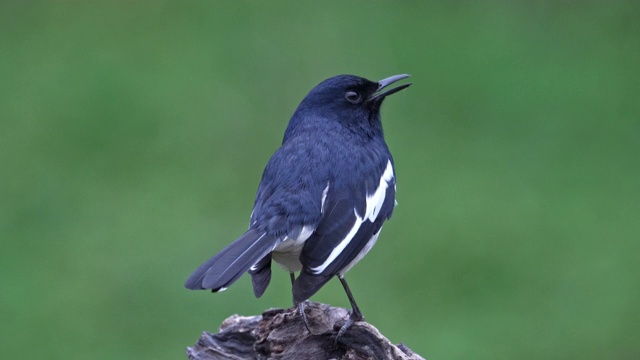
[[248, 253, 272, 298], [184, 229, 279, 293]]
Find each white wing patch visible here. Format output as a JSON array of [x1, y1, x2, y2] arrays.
[[320, 182, 330, 214], [310, 210, 363, 274], [309, 160, 394, 275], [364, 160, 394, 222], [339, 227, 382, 275]]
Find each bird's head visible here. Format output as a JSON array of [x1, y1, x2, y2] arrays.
[[285, 74, 411, 140]]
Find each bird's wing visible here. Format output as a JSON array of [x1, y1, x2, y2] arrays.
[[249, 140, 328, 235], [294, 159, 396, 302]]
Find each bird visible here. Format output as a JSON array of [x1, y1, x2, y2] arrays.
[[185, 73, 411, 337]]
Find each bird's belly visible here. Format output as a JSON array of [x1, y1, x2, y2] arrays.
[[271, 225, 314, 272], [272, 236, 305, 272]]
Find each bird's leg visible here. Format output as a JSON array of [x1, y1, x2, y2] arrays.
[[336, 275, 364, 341], [291, 272, 316, 335], [339, 275, 364, 321]]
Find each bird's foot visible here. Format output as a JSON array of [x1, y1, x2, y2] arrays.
[[297, 301, 319, 335], [335, 308, 365, 343]]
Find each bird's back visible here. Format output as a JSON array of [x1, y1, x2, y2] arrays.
[[250, 121, 394, 240]]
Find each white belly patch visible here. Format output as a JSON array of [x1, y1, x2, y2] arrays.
[[272, 225, 314, 272]]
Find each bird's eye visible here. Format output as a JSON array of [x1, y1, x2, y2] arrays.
[[345, 90, 361, 104]]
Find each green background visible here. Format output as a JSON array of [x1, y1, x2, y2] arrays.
[[2, 2, 639, 359]]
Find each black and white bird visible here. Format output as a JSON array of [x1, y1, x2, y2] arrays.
[[185, 74, 411, 335]]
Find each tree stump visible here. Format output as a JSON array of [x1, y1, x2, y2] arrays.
[[186, 301, 425, 360]]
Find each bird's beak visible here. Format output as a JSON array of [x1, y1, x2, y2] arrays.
[[370, 74, 412, 101]]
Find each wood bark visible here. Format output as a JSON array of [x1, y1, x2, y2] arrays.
[[186, 302, 425, 360]]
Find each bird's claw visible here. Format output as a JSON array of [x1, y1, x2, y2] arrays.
[[335, 309, 364, 344], [297, 301, 318, 335]]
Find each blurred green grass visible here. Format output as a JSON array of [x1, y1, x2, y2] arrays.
[[1, 2, 639, 359]]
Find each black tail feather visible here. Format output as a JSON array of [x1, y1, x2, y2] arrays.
[[184, 229, 278, 292], [249, 253, 272, 298]]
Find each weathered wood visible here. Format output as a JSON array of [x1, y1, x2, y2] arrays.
[[187, 302, 425, 360]]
